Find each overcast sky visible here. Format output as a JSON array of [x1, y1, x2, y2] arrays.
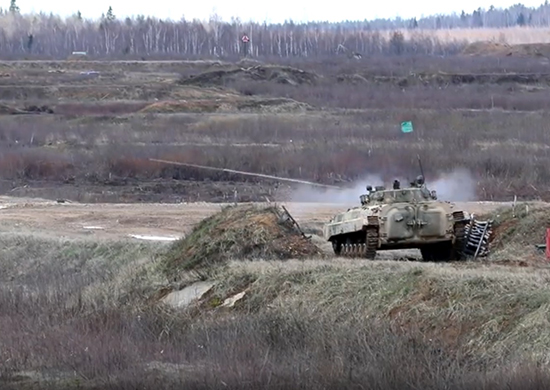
[[16, 0, 548, 22]]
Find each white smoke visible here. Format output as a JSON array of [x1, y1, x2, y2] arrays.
[[288, 173, 385, 205], [429, 168, 477, 202], [287, 168, 477, 204]]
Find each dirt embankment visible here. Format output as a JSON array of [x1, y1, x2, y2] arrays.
[[0, 103, 54, 115], [476, 203, 550, 265], [149, 200, 550, 388], [139, 96, 311, 114], [178, 64, 320, 87], [337, 70, 550, 87], [160, 204, 324, 278], [334, 43, 550, 87]]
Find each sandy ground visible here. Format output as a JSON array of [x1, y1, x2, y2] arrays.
[[0, 195, 531, 242]]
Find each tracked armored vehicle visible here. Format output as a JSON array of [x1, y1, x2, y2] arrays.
[[147, 155, 491, 260], [323, 175, 471, 261]]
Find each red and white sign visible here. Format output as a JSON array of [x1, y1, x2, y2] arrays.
[[241, 35, 250, 43]]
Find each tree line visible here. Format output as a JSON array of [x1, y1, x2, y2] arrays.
[[0, 1, 547, 59], [370, 2, 550, 29]]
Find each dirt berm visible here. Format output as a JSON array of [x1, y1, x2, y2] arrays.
[[178, 64, 319, 87], [479, 203, 550, 265], [161, 204, 324, 278]]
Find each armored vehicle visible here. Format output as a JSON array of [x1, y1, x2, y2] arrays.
[[323, 175, 471, 261]]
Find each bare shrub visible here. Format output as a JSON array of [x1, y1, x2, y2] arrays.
[[1, 54, 550, 201], [1, 105, 550, 201]]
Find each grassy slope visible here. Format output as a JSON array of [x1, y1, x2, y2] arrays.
[[3, 231, 550, 388], [477, 203, 550, 261], [210, 258, 550, 363]]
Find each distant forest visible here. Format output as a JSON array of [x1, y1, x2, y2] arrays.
[[0, 0, 549, 58]]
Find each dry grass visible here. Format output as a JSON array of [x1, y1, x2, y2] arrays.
[[210, 258, 550, 362], [2, 107, 550, 202], [4, 233, 550, 389], [1, 55, 550, 203]]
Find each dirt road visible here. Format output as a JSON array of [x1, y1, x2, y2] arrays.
[[0, 195, 529, 242]]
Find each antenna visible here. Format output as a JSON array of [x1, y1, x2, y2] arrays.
[[417, 154, 425, 181]]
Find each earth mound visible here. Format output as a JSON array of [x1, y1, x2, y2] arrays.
[[485, 204, 550, 247], [0, 103, 54, 115], [478, 203, 550, 264], [139, 97, 311, 114], [335, 70, 550, 87], [178, 64, 319, 87], [161, 204, 324, 276]]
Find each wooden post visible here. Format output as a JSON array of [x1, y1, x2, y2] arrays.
[[546, 228, 550, 260]]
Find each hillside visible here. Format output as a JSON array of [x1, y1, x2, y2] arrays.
[[3, 227, 550, 389]]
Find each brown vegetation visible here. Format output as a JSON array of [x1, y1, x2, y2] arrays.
[[3, 235, 550, 389], [1, 53, 550, 203]]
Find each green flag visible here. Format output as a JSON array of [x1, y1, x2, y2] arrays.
[[401, 121, 413, 133]]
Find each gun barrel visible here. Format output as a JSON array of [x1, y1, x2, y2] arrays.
[[417, 154, 425, 182]]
